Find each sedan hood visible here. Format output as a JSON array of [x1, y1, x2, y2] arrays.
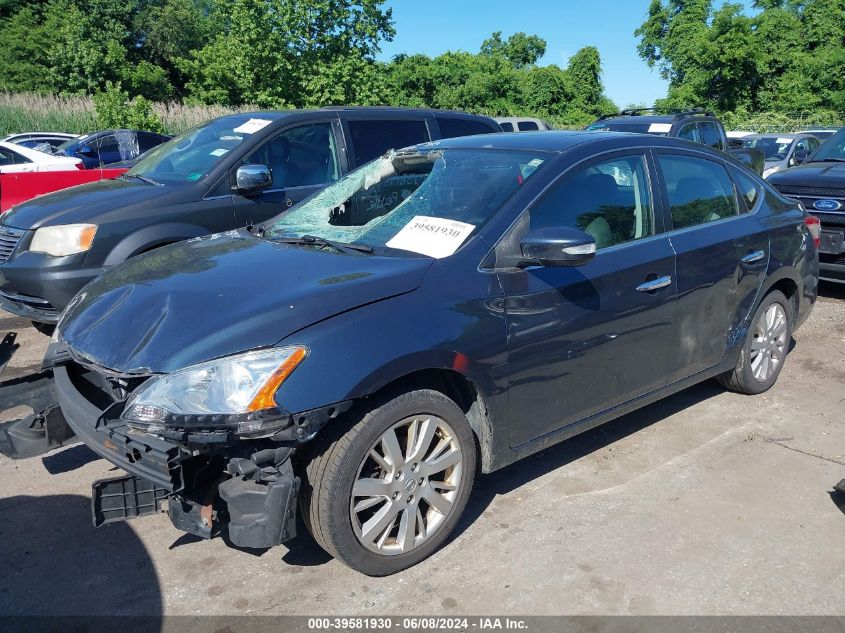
[[59, 231, 432, 374], [767, 161, 845, 188], [2, 177, 177, 230]]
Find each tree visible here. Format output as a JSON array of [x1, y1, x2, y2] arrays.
[[480, 31, 547, 68], [635, 0, 845, 114], [0, 6, 53, 92], [181, 0, 395, 107]]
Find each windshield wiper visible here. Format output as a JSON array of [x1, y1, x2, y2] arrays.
[[123, 173, 162, 186], [272, 234, 373, 255]]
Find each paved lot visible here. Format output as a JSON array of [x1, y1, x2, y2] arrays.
[[1, 287, 845, 617]]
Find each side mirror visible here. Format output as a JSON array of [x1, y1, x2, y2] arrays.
[[235, 164, 272, 193], [78, 145, 97, 157], [791, 149, 809, 166], [519, 226, 597, 267]]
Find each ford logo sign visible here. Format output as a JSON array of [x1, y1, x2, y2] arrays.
[[813, 199, 842, 211]]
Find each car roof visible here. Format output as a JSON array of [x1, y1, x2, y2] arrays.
[[413, 130, 728, 155], [746, 133, 805, 139], [495, 116, 544, 123], [211, 107, 495, 123]]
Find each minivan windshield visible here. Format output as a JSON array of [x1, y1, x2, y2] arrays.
[[741, 136, 795, 161], [125, 114, 282, 185], [268, 148, 547, 257], [810, 129, 845, 162]]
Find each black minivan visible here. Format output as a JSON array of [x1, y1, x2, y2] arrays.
[[0, 108, 500, 323], [48, 131, 818, 576]]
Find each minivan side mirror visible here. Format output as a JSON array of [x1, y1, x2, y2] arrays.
[[791, 149, 809, 166], [519, 226, 597, 267], [235, 164, 272, 193]]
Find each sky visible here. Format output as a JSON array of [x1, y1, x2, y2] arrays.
[[377, 0, 671, 109]]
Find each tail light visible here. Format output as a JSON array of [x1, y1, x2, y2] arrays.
[[804, 214, 821, 248], [74, 162, 85, 170]]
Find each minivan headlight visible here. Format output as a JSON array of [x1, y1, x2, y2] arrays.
[[123, 347, 308, 438], [30, 224, 97, 256]]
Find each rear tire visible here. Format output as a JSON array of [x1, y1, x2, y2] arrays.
[[302, 389, 476, 575], [717, 290, 791, 395]]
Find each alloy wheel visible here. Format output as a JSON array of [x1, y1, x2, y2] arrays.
[[350, 415, 463, 555], [750, 303, 787, 382]]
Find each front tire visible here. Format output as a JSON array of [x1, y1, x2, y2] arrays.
[[717, 290, 791, 394], [303, 389, 476, 575]]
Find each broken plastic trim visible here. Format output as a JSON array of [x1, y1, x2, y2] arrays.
[[0, 371, 78, 459]]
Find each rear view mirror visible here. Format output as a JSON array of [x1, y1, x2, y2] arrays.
[[235, 164, 272, 193], [519, 226, 597, 267]]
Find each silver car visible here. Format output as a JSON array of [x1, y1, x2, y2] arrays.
[[742, 133, 822, 179]]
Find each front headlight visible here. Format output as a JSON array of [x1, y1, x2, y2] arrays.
[[30, 224, 97, 257], [123, 346, 308, 438]]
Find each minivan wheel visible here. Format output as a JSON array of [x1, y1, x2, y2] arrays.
[[717, 290, 791, 395], [302, 389, 476, 575]]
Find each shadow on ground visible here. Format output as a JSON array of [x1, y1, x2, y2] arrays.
[[0, 493, 162, 619], [819, 281, 845, 300]]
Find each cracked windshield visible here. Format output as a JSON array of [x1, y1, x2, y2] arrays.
[[268, 148, 546, 257]]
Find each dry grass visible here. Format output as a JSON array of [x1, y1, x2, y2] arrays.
[[0, 92, 260, 136]]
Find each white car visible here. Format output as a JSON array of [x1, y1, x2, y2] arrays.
[[0, 141, 83, 173]]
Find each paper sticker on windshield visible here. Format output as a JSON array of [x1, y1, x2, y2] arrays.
[[648, 123, 672, 133], [233, 118, 273, 134], [776, 138, 792, 144], [386, 216, 476, 258], [210, 148, 229, 157]]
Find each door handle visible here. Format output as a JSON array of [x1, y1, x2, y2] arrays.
[[740, 250, 766, 264], [636, 275, 672, 292]]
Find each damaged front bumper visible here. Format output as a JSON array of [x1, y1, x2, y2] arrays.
[[52, 361, 320, 549]]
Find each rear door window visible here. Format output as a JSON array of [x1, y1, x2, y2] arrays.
[[438, 117, 496, 139], [699, 122, 724, 150], [517, 120, 540, 131], [499, 121, 514, 132], [137, 132, 166, 153], [346, 119, 430, 166], [730, 167, 761, 212], [0, 147, 30, 164], [677, 123, 701, 144], [658, 154, 740, 229]]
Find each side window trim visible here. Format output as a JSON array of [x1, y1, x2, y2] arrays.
[[652, 149, 743, 233]]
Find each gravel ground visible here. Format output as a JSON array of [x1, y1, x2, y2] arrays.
[[0, 285, 844, 617]]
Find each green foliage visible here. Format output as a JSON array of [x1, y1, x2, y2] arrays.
[[384, 42, 616, 126], [180, 0, 395, 108], [93, 83, 165, 133], [635, 0, 845, 115], [0, 6, 53, 92], [480, 31, 547, 68]]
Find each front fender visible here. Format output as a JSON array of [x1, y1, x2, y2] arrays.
[[103, 223, 211, 265], [272, 272, 509, 443]]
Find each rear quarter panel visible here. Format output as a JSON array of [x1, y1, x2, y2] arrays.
[[757, 190, 818, 328]]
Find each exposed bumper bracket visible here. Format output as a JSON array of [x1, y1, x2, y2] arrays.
[[0, 370, 79, 459], [92, 474, 170, 527]]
